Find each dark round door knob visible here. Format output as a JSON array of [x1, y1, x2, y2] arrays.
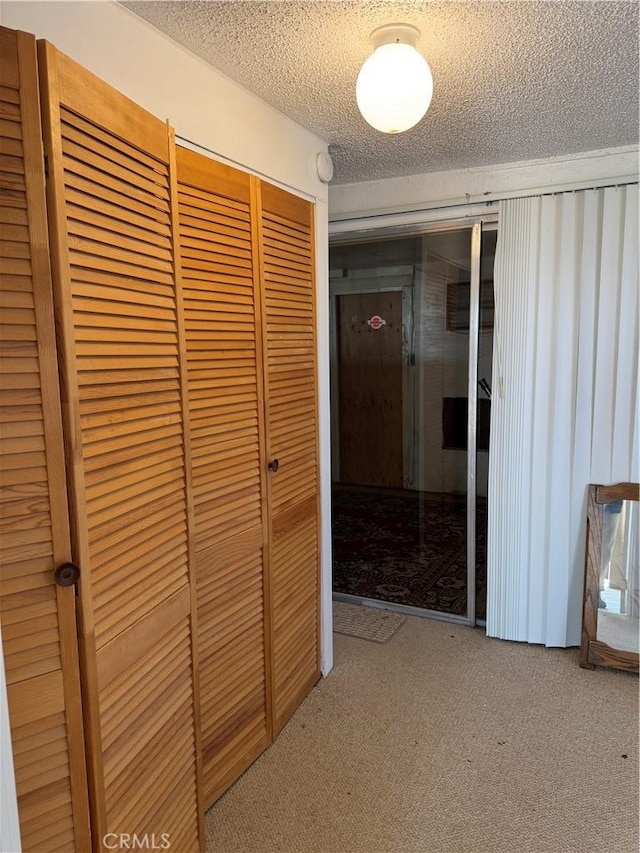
[[268, 458, 279, 472], [54, 562, 80, 587]]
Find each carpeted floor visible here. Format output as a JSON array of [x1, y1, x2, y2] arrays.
[[205, 613, 638, 853], [332, 486, 487, 618]]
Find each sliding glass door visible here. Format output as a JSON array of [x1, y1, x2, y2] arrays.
[[329, 221, 495, 625]]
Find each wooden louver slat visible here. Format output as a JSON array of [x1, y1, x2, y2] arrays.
[[38, 40, 203, 851], [0, 26, 90, 853]]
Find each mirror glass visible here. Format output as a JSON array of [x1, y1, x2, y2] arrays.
[[596, 499, 639, 654]]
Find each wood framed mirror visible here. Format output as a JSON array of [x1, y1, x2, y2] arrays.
[[580, 483, 639, 673]]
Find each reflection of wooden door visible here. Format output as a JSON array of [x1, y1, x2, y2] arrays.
[[337, 291, 403, 487]]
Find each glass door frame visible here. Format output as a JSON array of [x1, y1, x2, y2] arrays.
[[329, 214, 498, 627]]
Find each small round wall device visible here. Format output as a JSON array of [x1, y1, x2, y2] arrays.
[[316, 152, 334, 183]]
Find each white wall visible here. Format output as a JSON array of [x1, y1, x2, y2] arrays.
[[0, 626, 20, 853], [315, 206, 332, 674]]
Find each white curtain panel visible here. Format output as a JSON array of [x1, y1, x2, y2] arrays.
[[487, 185, 639, 647]]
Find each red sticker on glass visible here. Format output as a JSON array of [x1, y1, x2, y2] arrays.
[[367, 315, 386, 330]]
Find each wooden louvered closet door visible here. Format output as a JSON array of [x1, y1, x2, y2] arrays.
[[175, 149, 320, 798], [37, 42, 203, 851], [176, 147, 270, 805], [0, 27, 90, 853], [257, 181, 320, 733]]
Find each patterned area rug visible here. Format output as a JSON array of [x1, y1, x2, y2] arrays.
[[333, 601, 406, 643], [332, 487, 487, 618]]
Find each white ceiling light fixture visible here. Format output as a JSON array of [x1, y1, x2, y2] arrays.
[[356, 23, 433, 134]]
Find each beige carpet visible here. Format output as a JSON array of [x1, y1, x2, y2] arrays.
[[333, 601, 406, 643], [205, 615, 639, 853]]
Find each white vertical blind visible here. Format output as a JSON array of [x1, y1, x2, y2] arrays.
[[487, 185, 639, 647]]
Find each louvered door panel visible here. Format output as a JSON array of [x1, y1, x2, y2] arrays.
[[0, 26, 90, 853], [38, 42, 202, 850], [258, 181, 320, 733], [176, 147, 269, 805]]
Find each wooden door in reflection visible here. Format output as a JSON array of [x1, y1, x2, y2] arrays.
[[337, 291, 403, 488]]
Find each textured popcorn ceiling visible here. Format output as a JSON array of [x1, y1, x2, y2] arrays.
[[122, 1, 638, 185]]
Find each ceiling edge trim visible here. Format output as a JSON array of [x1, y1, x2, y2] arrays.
[[329, 147, 639, 222]]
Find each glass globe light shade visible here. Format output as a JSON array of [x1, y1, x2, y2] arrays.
[[356, 38, 433, 134]]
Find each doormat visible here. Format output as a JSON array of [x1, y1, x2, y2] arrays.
[[333, 601, 406, 643]]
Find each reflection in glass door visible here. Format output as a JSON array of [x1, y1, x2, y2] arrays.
[[329, 223, 496, 624]]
